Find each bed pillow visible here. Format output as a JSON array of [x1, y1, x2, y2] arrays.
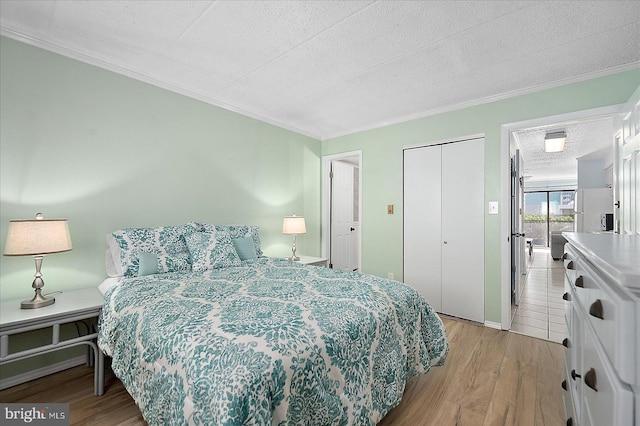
[[137, 251, 159, 276], [199, 224, 263, 256], [111, 223, 199, 277], [105, 234, 122, 277], [185, 231, 241, 272], [232, 237, 258, 260]]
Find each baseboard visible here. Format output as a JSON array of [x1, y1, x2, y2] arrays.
[[0, 355, 86, 390], [484, 320, 503, 330]]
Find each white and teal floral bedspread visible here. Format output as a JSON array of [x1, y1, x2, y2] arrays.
[[98, 257, 448, 425]]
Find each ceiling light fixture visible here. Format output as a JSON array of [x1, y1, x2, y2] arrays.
[[544, 131, 566, 153]]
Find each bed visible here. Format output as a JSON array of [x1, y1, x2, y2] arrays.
[[97, 223, 448, 425]]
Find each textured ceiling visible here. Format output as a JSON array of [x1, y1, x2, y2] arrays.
[[0, 0, 639, 141], [513, 115, 617, 182]]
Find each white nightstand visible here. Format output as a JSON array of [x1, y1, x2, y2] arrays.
[[0, 287, 105, 395], [292, 255, 329, 267]]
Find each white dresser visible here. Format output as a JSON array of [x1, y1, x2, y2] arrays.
[[561, 232, 640, 426]]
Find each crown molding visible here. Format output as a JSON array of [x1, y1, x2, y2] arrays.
[[321, 62, 640, 140], [3, 26, 637, 142], [0, 27, 322, 141]]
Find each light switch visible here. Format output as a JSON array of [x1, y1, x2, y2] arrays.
[[489, 201, 499, 215], [387, 204, 394, 214]]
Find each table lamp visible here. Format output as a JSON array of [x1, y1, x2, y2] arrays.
[[3, 213, 72, 309], [282, 215, 306, 261]]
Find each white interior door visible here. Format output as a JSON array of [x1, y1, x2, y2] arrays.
[[511, 149, 526, 306], [403, 145, 442, 310], [331, 160, 358, 271], [622, 158, 633, 233], [441, 139, 485, 322], [615, 85, 640, 235]]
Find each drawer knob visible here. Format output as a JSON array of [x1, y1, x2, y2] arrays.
[[575, 275, 584, 288], [584, 368, 597, 392], [562, 338, 569, 348], [561, 379, 567, 391], [571, 369, 581, 380], [562, 292, 570, 301], [589, 299, 604, 320], [566, 260, 575, 270]]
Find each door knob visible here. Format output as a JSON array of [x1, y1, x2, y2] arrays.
[[443, 241, 448, 244], [350, 227, 355, 231]]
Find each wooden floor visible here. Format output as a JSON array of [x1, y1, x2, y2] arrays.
[[0, 317, 565, 425]]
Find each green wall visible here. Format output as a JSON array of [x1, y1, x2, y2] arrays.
[[0, 36, 322, 381], [0, 36, 322, 303], [323, 69, 639, 323], [1, 34, 638, 381]]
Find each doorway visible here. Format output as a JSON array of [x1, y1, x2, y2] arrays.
[[322, 151, 362, 272], [501, 104, 624, 331]]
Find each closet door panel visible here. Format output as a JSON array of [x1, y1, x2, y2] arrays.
[[441, 139, 485, 322], [403, 145, 442, 310]]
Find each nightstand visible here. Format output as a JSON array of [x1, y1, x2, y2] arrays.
[[293, 255, 329, 267], [0, 287, 105, 395]]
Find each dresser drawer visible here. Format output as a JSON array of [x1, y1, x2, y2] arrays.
[[564, 355, 581, 426], [563, 242, 581, 261], [569, 301, 583, 420], [563, 328, 571, 375], [566, 302, 579, 372], [575, 259, 636, 385], [563, 378, 576, 426], [581, 321, 634, 426], [563, 257, 579, 275], [563, 269, 578, 328], [563, 243, 581, 273]]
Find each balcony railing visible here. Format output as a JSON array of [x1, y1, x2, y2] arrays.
[[524, 215, 574, 246]]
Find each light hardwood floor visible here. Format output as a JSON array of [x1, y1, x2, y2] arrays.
[[0, 317, 565, 425]]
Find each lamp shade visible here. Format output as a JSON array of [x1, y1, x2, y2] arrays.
[[4, 218, 72, 256], [282, 216, 306, 235]]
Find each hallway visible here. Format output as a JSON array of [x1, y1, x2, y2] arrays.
[[511, 247, 565, 343]]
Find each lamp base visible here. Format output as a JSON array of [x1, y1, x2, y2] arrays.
[[287, 256, 300, 261], [21, 289, 55, 309]]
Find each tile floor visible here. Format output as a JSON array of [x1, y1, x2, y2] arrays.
[[510, 246, 566, 343]]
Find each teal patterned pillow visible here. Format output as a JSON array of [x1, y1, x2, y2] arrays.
[[185, 232, 241, 272], [199, 224, 263, 256], [111, 223, 198, 277]]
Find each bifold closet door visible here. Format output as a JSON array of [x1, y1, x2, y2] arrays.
[[403, 145, 442, 311], [441, 139, 484, 322], [403, 138, 484, 323]]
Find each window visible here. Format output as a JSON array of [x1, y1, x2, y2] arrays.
[[524, 191, 575, 246]]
